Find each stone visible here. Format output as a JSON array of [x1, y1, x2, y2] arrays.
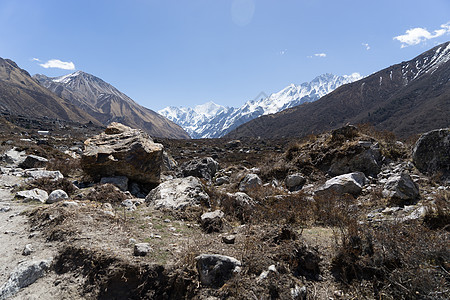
[[285, 173, 306, 191], [81, 122, 164, 187], [315, 172, 367, 197], [100, 176, 129, 191], [23, 170, 64, 181], [22, 244, 33, 256], [382, 173, 420, 206], [162, 151, 178, 171], [195, 254, 241, 288], [133, 243, 152, 256], [46, 190, 69, 204], [16, 188, 48, 203], [121, 199, 137, 211], [412, 128, 449, 179], [19, 155, 48, 169], [179, 157, 219, 181], [62, 201, 79, 208], [226, 192, 257, 207], [222, 235, 236, 244], [0, 259, 52, 299], [200, 210, 224, 233], [215, 176, 230, 186], [1, 148, 26, 166], [145, 176, 210, 210], [239, 174, 262, 192]]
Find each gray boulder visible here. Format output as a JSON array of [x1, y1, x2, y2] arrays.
[[145, 176, 210, 210], [100, 176, 129, 191], [81, 122, 164, 187], [412, 128, 449, 179], [0, 259, 52, 299], [23, 170, 64, 181], [46, 189, 69, 204], [19, 155, 48, 169], [239, 174, 262, 192], [16, 188, 48, 203], [226, 192, 257, 207], [179, 157, 219, 181], [285, 173, 306, 191], [382, 173, 420, 206], [315, 172, 367, 197], [200, 210, 224, 233], [195, 254, 241, 288], [1, 148, 26, 166]]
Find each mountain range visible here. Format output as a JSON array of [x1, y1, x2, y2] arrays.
[[159, 73, 362, 138], [226, 41, 450, 139], [34, 72, 189, 139]]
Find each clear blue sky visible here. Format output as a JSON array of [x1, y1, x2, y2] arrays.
[[1, 0, 449, 111]]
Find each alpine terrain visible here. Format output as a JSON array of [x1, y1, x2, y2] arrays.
[[159, 73, 362, 138], [227, 41, 450, 139], [34, 71, 189, 139]]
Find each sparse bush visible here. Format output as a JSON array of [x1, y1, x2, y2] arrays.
[[85, 183, 128, 203], [47, 156, 81, 177], [27, 177, 77, 196]]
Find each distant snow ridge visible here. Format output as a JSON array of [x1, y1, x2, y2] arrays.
[[159, 73, 362, 138]]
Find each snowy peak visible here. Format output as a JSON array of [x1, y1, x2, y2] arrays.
[[159, 73, 362, 138]]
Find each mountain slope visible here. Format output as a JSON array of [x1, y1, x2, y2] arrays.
[[227, 42, 450, 139], [34, 72, 189, 139], [0, 58, 99, 124], [159, 73, 362, 138]]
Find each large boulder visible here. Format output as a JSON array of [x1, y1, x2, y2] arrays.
[[315, 172, 367, 197], [23, 170, 64, 181], [46, 189, 69, 204], [145, 176, 210, 210], [195, 254, 241, 288], [382, 173, 420, 206], [179, 157, 219, 181], [81, 123, 163, 187], [412, 128, 449, 179]]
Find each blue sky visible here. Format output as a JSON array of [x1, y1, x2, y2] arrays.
[[1, 0, 449, 111]]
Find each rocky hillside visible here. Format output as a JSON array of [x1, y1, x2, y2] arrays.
[[159, 73, 362, 138], [0, 121, 448, 299], [0, 58, 99, 125], [34, 71, 189, 139], [227, 42, 450, 139]]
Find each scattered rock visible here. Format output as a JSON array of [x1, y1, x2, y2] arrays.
[[19, 155, 48, 169], [0, 259, 52, 299], [22, 244, 33, 256], [81, 122, 164, 187], [285, 173, 306, 191], [179, 157, 219, 181], [47, 189, 69, 204], [382, 173, 420, 206], [195, 254, 242, 288], [315, 172, 367, 197], [222, 235, 236, 244], [16, 188, 48, 203], [100, 176, 129, 191], [239, 173, 262, 192], [133, 243, 152, 256], [145, 176, 210, 210], [200, 210, 224, 233], [412, 128, 449, 179]]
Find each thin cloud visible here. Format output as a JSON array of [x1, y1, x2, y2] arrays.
[[279, 49, 287, 55], [39, 59, 75, 70], [394, 21, 450, 48], [31, 58, 41, 62], [362, 43, 370, 50], [314, 53, 326, 57]]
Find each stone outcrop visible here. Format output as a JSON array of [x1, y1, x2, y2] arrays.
[[145, 176, 210, 210], [81, 123, 164, 187], [412, 128, 449, 179]]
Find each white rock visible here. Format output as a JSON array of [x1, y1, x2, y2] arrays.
[[16, 188, 48, 203]]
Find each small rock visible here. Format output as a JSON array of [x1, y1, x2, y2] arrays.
[[382, 173, 420, 206], [315, 172, 367, 197], [47, 190, 69, 204], [23, 170, 64, 181], [222, 235, 236, 244], [134, 243, 152, 256], [62, 201, 79, 208], [201, 210, 224, 233], [285, 173, 306, 191], [215, 176, 230, 186], [239, 174, 262, 192], [22, 244, 33, 256], [195, 254, 241, 288], [121, 199, 137, 211]]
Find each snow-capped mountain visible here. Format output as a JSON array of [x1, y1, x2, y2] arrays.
[[159, 73, 362, 138], [34, 71, 189, 139]]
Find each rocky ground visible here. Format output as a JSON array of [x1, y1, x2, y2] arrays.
[[0, 122, 448, 300]]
